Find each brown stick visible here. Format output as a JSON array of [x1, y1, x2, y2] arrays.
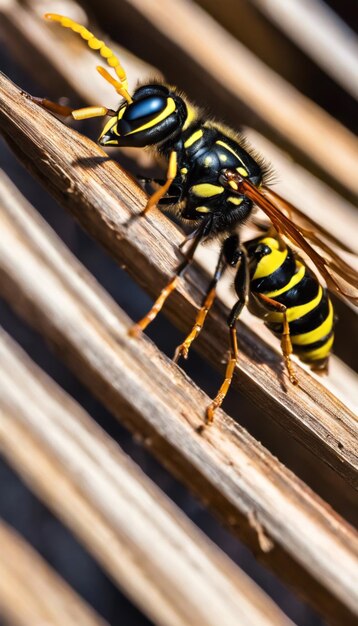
[[0, 74, 356, 488], [0, 168, 357, 622], [0, 333, 295, 626]]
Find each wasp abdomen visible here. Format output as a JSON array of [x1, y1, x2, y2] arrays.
[[247, 237, 334, 368]]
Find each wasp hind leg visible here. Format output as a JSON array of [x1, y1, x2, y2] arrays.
[[258, 293, 298, 385], [206, 246, 248, 423]]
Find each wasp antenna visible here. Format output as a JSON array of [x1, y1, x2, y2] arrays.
[[96, 66, 133, 103], [44, 14, 131, 95]]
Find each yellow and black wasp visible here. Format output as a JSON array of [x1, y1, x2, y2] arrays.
[[37, 14, 358, 421]]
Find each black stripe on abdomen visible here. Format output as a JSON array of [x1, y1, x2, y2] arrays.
[[273, 271, 320, 307], [268, 290, 330, 336]]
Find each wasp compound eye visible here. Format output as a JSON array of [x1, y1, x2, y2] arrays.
[[126, 96, 167, 121], [116, 96, 168, 138]]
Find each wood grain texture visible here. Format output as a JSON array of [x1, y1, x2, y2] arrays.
[[0, 522, 108, 626], [0, 169, 357, 623], [1, 0, 356, 379], [0, 74, 356, 487], [0, 333, 294, 626]]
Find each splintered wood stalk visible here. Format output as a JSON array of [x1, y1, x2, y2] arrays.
[[0, 333, 295, 626], [0, 168, 357, 623], [0, 73, 356, 488]]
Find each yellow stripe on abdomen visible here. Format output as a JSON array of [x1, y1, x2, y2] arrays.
[[291, 300, 334, 346], [266, 287, 323, 324], [298, 334, 334, 362]]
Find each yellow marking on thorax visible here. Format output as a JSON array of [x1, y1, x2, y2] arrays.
[[237, 167, 248, 177], [191, 183, 224, 197], [204, 156, 213, 167], [216, 139, 247, 172], [291, 300, 334, 346], [126, 98, 176, 135], [184, 129, 203, 148], [228, 196, 243, 206], [267, 287, 323, 324], [181, 167, 188, 174], [196, 206, 211, 213], [299, 333, 334, 362], [265, 262, 305, 298]]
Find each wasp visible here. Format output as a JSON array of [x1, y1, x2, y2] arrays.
[[37, 14, 358, 421]]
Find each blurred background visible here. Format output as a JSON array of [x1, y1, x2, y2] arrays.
[[0, 1, 357, 624]]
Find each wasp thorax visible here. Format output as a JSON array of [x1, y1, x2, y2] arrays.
[[99, 84, 187, 148]]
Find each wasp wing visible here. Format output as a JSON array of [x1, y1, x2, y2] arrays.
[[221, 170, 358, 305], [262, 186, 355, 254]]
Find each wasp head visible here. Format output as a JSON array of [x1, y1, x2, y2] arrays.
[[99, 84, 187, 148]]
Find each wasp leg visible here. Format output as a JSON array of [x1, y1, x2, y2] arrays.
[[137, 177, 181, 206], [129, 222, 204, 337], [258, 293, 298, 385], [174, 235, 240, 362], [143, 151, 177, 214], [173, 262, 223, 362], [29, 96, 115, 120], [311, 359, 329, 375], [206, 248, 248, 423]]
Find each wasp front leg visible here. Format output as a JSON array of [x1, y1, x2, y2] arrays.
[[143, 151, 178, 215]]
